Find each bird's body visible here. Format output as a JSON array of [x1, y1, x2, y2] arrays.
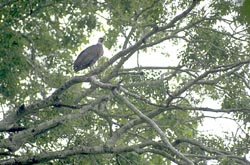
[[73, 38, 104, 72]]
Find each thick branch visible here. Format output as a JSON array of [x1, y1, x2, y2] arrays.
[[0, 76, 90, 132], [0, 141, 173, 165]]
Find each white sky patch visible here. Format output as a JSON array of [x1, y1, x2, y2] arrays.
[[197, 98, 239, 136], [124, 40, 180, 68]]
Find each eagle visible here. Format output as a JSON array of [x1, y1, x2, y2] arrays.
[[73, 37, 104, 72]]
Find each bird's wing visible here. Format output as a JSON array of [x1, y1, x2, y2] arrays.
[[73, 45, 101, 71], [87, 44, 103, 65]]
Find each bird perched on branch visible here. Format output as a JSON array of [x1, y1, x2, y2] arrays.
[[73, 37, 104, 72]]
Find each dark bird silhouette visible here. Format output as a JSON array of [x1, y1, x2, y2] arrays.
[[73, 37, 104, 72]]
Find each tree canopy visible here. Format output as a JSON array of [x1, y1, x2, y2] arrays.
[[0, 0, 250, 164]]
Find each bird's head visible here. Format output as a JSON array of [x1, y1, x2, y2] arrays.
[[98, 37, 104, 43]]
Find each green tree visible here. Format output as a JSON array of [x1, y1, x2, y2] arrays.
[[0, 0, 249, 164]]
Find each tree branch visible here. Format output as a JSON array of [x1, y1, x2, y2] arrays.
[[174, 138, 250, 164], [0, 96, 108, 151], [113, 89, 194, 164]]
